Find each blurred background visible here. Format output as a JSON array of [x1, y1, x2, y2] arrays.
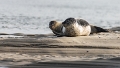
[[0, 0, 120, 34]]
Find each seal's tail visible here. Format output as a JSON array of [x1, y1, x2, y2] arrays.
[[90, 25, 109, 34]]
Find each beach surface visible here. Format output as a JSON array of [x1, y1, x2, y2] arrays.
[[0, 32, 120, 68]]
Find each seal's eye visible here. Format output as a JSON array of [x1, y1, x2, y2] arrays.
[[49, 21, 55, 26], [51, 23, 54, 26], [63, 20, 70, 24]]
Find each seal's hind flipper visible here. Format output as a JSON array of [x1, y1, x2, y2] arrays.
[[90, 25, 109, 34]]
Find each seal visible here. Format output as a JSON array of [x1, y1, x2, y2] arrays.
[[49, 21, 63, 35], [62, 18, 91, 37], [49, 18, 109, 37]]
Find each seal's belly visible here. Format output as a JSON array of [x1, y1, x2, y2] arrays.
[[64, 24, 91, 37]]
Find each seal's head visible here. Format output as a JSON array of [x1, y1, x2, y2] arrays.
[[62, 18, 76, 27], [49, 20, 63, 35], [49, 21, 58, 30]]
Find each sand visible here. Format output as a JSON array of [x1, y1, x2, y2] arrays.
[[0, 32, 120, 68]]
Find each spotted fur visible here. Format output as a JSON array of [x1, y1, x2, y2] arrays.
[[62, 18, 91, 37]]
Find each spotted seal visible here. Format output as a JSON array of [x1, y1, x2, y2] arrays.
[[49, 18, 109, 37], [62, 18, 91, 37]]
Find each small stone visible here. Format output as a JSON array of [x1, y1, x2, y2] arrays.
[[98, 36, 101, 38]]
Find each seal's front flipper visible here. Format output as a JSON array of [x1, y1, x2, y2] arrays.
[[57, 35, 64, 37]]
